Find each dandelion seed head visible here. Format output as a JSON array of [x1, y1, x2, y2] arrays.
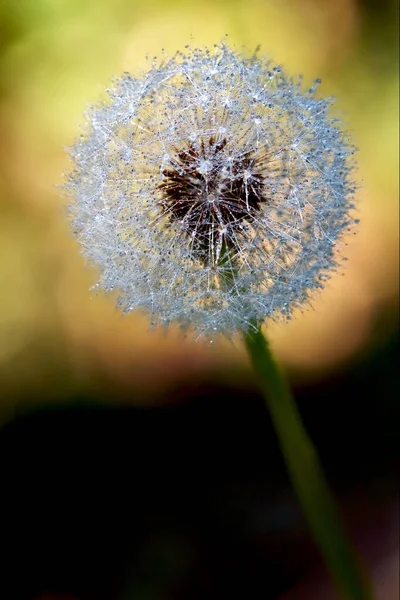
[[64, 43, 357, 338]]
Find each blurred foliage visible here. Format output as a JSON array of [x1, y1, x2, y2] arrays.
[[0, 0, 399, 416]]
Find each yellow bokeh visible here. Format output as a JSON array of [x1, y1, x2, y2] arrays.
[[0, 0, 398, 415]]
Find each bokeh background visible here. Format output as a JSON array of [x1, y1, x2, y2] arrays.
[[0, 0, 398, 412], [0, 1, 398, 599]]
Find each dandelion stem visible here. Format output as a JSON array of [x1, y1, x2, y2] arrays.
[[244, 322, 374, 600]]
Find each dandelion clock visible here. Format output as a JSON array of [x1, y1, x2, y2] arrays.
[[64, 43, 356, 337]]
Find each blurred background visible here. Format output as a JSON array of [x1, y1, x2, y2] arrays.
[[0, 0, 398, 599]]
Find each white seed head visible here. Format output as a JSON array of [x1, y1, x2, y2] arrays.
[[63, 43, 357, 338]]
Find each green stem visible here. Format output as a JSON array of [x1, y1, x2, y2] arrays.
[[245, 322, 374, 600]]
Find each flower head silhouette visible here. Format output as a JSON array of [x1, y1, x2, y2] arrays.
[[64, 43, 356, 337]]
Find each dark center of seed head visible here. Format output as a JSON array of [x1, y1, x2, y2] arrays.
[[158, 137, 266, 264]]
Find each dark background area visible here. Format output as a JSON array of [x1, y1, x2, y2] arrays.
[[0, 330, 398, 599]]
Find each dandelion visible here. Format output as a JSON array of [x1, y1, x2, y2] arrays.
[[64, 42, 356, 338], [63, 43, 372, 599]]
